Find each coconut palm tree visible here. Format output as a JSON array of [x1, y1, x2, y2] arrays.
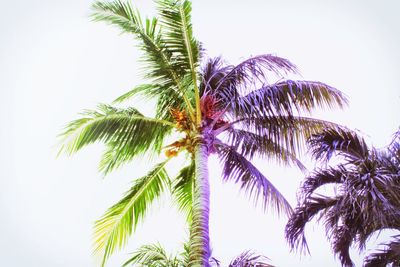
[[285, 128, 400, 267], [59, 0, 347, 266], [122, 243, 273, 267]]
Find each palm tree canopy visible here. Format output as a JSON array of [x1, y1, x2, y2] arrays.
[[59, 0, 348, 265], [285, 128, 400, 267]]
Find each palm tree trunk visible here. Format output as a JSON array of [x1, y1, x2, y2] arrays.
[[188, 142, 211, 267]]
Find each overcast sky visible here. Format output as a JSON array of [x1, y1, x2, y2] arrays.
[[1, 0, 399, 266]]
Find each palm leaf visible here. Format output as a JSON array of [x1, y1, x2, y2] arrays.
[[217, 143, 292, 216], [157, 0, 202, 124], [94, 160, 170, 266], [122, 243, 180, 267], [157, 0, 200, 73], [226, 128, 306, 171], [216, 55, 298, 95], [235, 80, 348, 118], [58, 104, 173, 173], [229, 251, 274, 267], [300, 167, 345, 197], [307, 128, 369, 162], [91, 0, 196, 121], [364, 235, 400, 267], [285, 196, 338, 254], [200, 57, 229, 96], [331, 225, 357, 267], [235, 115, 343, 155], [172, 160, 195, 222], [112, 84, 158, 104]]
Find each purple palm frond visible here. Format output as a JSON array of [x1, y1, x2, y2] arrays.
[[229, 251, 274, 267], [331, 225, 356, 267], [226, 128, 306, 171], [364, 235, 400, 267], [307, 128, 369, 162], [200, 57, 230, 96], [236, 115, 342, 155], [233, 80, 347, 118], [216, 143, 292, 217], [217, 55, 298, 92], [300, 167, 345, 197], [285, 196, 338, 254]]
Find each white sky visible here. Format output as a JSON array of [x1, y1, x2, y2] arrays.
[[1, 0, 399, 266]]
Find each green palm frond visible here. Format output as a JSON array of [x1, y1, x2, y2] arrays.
[[217, 143, 292, 217], [91, 0, 145, 35], [94, 160, 171, 266], [91, 0, 196, 121], [123, 243, 182, 267], [157, 0, 200, 73], [112, 84, 158, 104], [172, 160, 195, 222], [157, 0, 201, 124], [58, 104, 173, 171], [181, 242, 191, 266]]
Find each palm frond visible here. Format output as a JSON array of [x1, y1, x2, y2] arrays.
[[226, 128, 306, 171], [112, 84, 158, 104], [235, 115, 343, 156], [364, 235, 400, 267], [285, 196, 338, 254], [94, 160, 170, 266], [157, 0, 200, 73], [180, 242, 191, 266], [331, 225, 356, 267], [235, 80, 348, 118], [200, 57, 229, 96], [308, 128, 369, 162], [172, 160, 195, 222], [300, 167, 345, 197], [216, 55, 298, 94], [229, 251, 274, 267], [217, 143, 292, 216], [91, 0, 196, 121], [58, 104, 173, 173], [156, 0, 201, 123], [122, 243, 180, 267]]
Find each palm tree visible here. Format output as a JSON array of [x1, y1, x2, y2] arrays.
[[59, 0, 347, 266], [122, 243, 273, 267], [285, 128, 400, 267]]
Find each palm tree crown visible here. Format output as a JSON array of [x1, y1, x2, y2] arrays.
[[59, 0, 347, 266], [285, 128, 400, 267]]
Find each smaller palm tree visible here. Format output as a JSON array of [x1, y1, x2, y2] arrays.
[[285, 128, 400, 267], [122, 243, 274, 267]]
